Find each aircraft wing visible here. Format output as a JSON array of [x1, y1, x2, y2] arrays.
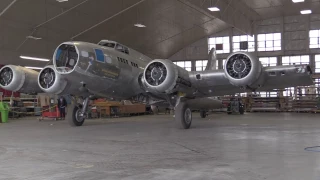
[[141, 51, 313, 99], [188, 64, 313, 97], [0, 65, 43, 94], [0, 42, 313, 107], [1, 41, 313, 129]]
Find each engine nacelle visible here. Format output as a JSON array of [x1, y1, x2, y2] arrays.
[[38, 65, 67, 94], [0, 65, 42, 94], [143, 59, 192, 94], [224, 52, 266, 89]]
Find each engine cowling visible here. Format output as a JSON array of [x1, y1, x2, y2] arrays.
[[224, 52, 265, 89], [0, 65, 42, 94], [38, 65, 67, 94], [143, 59, 192, 94]]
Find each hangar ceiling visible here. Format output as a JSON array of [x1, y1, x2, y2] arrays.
[[0, 0, 319, 67]]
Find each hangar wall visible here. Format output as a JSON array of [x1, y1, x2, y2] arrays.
[[169, 14, 320, 71], [169, 38, 209, 61]]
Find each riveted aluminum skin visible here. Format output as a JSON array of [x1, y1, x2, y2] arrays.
[[38, 65, 67, 94], [143, 59, 192, 94], [0, 65, 42, 93], [50, 41, 149, 99], [224, 52, 265, 87]]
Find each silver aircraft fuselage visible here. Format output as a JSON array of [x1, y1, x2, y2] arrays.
[[52, 41, 150, 99], [0, 40, 314, 129], [50, 41, 312, 101]]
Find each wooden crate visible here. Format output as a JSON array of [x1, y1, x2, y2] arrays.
[[119, 104, 146, 115], [92, 103, 146, 117]]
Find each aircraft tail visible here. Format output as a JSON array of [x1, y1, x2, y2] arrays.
[[205, 48, 217, 70]]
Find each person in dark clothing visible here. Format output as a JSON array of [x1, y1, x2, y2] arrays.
[[58, 96, 67, 120]]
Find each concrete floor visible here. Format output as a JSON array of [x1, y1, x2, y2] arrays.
[[1, 113, 320, 180]]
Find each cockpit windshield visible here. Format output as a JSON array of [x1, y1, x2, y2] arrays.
[[99, 42, 115, 48]]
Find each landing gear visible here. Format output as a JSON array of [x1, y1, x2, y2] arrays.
[[239, 106, 244, 115], [200, 110, 207, 118], [227, 106, 232, 115], [175, 102, 192, 129], [227, 97, 245, 115], [69, 105, 85, 126], [68, 97, 89, 127], [151, 105, 159, 115]]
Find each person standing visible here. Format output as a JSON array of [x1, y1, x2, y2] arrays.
[[58, 96, 67, 120]]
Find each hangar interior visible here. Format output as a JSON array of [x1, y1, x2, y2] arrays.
[[170, 1, 320, 112], [1, 0, 320, 179]]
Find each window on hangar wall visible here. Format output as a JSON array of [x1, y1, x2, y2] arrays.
[[259, 57, 277, 67], [310, 29, 320, 49], [283, 87, 313, 97], [173, 61, 192, 71], [315, 55, 320, 73], [233, 35, 255, 52], [208, 36, 230, 54], [283, 87, 295, 97], [258, 91, 278, 98], [282, 55, 309, 65], [313, 55, 320, 96], [195, 60, 208, 71], [257, 33, 281, 51], [258, 92, 267, 98], [240, 93, 247, 97], [315, 79, 320, 95]]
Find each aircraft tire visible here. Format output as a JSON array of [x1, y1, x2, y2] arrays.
[[200, 111, 207, 118], [68, 104, 85, 126], [227, 106, 232, 115], [175, 102, 192, 129], [239, 107, 244, 115]]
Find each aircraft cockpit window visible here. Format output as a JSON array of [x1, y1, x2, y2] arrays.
[[124, 47, 129, 54], [99, 42, 115, 48], [116, 44, 129, 55]]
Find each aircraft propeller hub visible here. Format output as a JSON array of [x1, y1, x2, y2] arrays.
[[226, 54, 252, 79], [233, 59, 246, 73], [145, 62, 167, 86], [0, 67, 13, 86], [38, 65, 68, 94], [151, 67, 163, 80], [39, 68, 56, 89]]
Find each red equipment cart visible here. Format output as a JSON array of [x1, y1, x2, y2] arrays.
[[38, 106, 61, 121]]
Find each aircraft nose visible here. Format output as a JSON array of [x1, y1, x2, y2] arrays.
[[53, 42, 79, 73]]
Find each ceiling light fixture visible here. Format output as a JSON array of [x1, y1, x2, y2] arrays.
[[26, 36, 42, 40], [134, 23, 146, 28], [208, 0, 220, 12], [301, 10, 312, 14], [25, 66, 44, 70], [20, 56, 50, 62], [208, 7, 220, 12], [56, 0, 68, 2], [292, 0, 304, 3]]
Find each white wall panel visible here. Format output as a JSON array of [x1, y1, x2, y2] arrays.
[[284, 15, 307, 23], [311, 14, 320, 22], [257, 24, 282, 34], [169, 14, 320, 71], [285, 40, 307, 51], [259, 17, 282, 26], [284, 23, 307, 31], [310, 21, 320, 30], [169, 37, 208, 61]]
